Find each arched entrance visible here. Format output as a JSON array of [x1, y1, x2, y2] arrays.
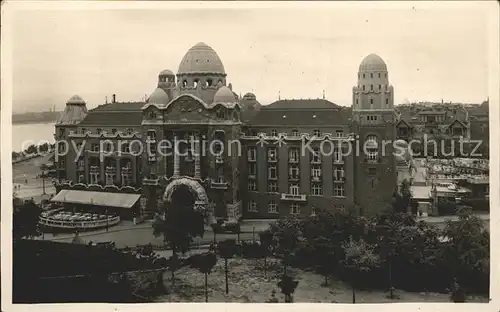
[[163, 178, 214, 223]]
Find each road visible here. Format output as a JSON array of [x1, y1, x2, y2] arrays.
[[44, 226, 262, 248]]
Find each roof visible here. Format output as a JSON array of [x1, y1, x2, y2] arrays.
[[147, 88, 170, 105], [51, 190, 141, 208], [359, 54, 387, 71], [77, 102, 144, 126], [214, 86, 237, 104], [248, 104, 349, 126], [57, 103, 88, 125], [159, 69, 174, 76], [67, 95, 86, 105], [263, 99, 341, 110], [411, 185, 431, 200], [178, 42, 226, 75]]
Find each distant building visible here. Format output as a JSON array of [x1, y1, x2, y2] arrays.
[[53, 43, 397, 221]]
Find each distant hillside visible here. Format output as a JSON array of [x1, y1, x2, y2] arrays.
[[12, 111, 61, 125]]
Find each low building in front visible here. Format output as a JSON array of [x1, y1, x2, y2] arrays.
[[52, 42, 397, 222]]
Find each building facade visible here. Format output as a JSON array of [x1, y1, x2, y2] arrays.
[[53, 42, 397, 221]]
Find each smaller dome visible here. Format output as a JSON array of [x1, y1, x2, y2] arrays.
[[67, 95, 85, 105], [214, 86, 237, 103], [159, 69, 174, 76], [243, 92, 256, 100], [148, 88, 170, 105], [359, 53, 387, 72]]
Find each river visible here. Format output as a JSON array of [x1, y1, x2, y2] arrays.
[[12, 122, 55, 152]]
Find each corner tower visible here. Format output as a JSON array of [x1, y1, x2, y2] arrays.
[[351, 54, 397, 215]]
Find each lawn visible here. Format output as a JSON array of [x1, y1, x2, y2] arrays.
[[155, 257, 488, 303]]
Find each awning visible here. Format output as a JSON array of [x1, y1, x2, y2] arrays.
[[51, 190, 141, 208]]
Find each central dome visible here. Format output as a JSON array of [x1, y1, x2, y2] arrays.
[[359, 53, 387, 72], [178, 42, 226, 75]]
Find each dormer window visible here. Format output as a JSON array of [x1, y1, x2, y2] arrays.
[[313, 129, 321, 137], [271, 130, 278, 137], [291, 129, 299, 137]]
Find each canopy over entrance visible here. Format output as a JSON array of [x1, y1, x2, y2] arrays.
[[51, 190, 141, 209]]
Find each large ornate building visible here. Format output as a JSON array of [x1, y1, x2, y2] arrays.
[[52, 42, 397, 221]]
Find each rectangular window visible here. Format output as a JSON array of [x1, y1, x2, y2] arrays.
[[127, 128, 133, 135], [291, 130, 299, 137], [90, 172, 99, 184], [336, 130, 343, 137], [290, 203, 300, 215], [97, 128, 103, 135], [333, 166, 345, 180], [268, 165, 277, 179], [91, 143, 100, 152], [268, 200, 278, 213], [268, 182, 278, 193], [311, 148, 321, 163], [311, 183, 323, 196], [81, 128, 87, 134], [334, 184, 345, 197], [147, 130, 156, 140], [121, 141, 130, 153], [248, 181, 257, 191], [333, 150, 343, 163], [289, 148, 299, 162], [268, 147, 277, 162], [78, 174, 85, 183], [289, 165, 300, 180], [248, 200, 257, 212], [112, 129, 117, 134], [289, 184, 300, 195], [271, 130, 278, 137], [105, 173, 115, 186], [248, 147, 257, 161], [248, 163, 257, 177], [311, 166, 321, 178], [313, 129, 321, 137]]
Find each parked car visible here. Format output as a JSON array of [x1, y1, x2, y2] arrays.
[[211, 219, 241, 234]]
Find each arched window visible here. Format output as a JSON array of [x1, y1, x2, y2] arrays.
[[193, 79, 199, 88], [207, 79, 213, 86], [183, 80, 188, 87], [370, 99, 374, 105], [216, 108, 225, 119]]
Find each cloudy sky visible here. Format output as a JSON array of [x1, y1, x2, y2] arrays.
[[10, 2, 494, 113]]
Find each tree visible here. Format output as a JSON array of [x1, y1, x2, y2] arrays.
[[258, 230, 274, 277], [442, 207, 489, 296], [267, 217, 302, 275], [277, 274, 299, 303], [218, 239, 238, 294], [190, 251, 217, 302], [393, 179, 412, 214], [13, 198, 42, 240], [152, 200, 205, 282], [342, 236, 380, 304]]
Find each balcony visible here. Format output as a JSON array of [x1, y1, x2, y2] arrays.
[[365, 158, 379, 164], [268, 157, 278, 163], [143, 178, 159, 186], [310, 159, 321, 165], [248, 173, 257, 179], [311, 176, 322, 182], [289, 158, 299, 164], [148, 155, 157, 162], [211, 179, 228, 190], [333, 176, 346, 182], [289, 175, 300, 181], [280, 193, 307, 202]]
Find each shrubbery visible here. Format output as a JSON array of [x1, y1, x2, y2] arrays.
[[259, 207, 489, 298]]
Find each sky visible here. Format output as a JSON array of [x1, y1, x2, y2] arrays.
[[10, 2, 493, 113]]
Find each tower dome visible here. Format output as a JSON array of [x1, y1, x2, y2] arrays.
[[148, 88, 170, 105], [213, 86, 236, 104], [159, 69, 174, 77], [178, 42, 226, 75], [67, 94, 86, 105], [359, 53, 387, 72]]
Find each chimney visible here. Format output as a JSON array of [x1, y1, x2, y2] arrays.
[[105, 96, 108, 104], [112, 94, 116, 103]]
